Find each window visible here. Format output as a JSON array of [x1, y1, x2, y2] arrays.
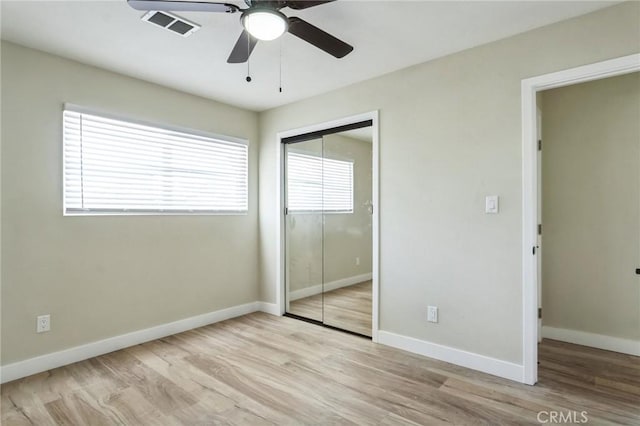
[[286, 152, 353, 213], [63, 107, 248, 215]]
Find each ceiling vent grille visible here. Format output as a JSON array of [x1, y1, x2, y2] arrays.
[[141, 11, 200, 37]]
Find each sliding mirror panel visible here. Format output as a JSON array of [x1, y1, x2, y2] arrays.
[[285, 138, 324, 322], [322, 129, 373, 336]]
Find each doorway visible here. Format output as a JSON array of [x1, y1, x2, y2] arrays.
[[538, 72, 640, 350], [279, 115, 378, 338], [521, 54, 640, 385]]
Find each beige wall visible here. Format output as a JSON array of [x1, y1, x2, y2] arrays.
[[1, 41, 259, 364], [259, 2, 640, 363], [541, 73, 640, 341], [286, 134, 373, 294]]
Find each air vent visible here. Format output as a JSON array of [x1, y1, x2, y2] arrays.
[[141, 11, 200, 37]]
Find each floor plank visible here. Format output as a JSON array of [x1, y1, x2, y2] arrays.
[[2, 313, 639, 425]]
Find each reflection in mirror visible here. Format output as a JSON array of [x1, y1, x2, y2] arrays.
[[285, 138, 324, 322], [322, 128, 373, 336]]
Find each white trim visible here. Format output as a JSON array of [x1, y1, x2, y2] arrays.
[[521, 54, 640, 386], [256, 302, 281, 316], [276, 111, 380, 341], [371, 111, 380, 343], [277, 123, 286, 316], [378, 331, 524, 383], [0, 301, 279, 384], [289, 273, 373, 301], [542, 327, 640, 357], [521, 75, 538, 385]]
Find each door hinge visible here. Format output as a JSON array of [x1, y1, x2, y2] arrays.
[[538, 139, 542, 151], [284, 207, 289, 215], [538, 308, 542, 319], [538, 224, 542, 235]]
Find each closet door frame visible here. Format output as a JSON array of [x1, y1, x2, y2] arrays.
[[276, 111, 380, 342]]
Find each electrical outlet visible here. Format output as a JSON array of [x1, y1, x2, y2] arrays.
[[427, 306, 438, 323], [356, 257, 360, 266], [37, 314, 50, 333]]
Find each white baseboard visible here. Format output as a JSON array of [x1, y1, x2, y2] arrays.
[[0, 301, 280, 384], [256, 301, 281, 316], [542, 326, 640, 356], [378, 331, 524, 383], [289, 273, 372, 301]]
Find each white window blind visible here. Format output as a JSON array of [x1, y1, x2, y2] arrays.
[[286, 152, 353, 213], [63, 108, 248, 215]]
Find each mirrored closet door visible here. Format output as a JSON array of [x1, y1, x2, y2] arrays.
[[284, 137, 325, 322], [284, 123, 373, 337]]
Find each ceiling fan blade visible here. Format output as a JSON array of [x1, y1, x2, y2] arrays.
[[227, 30, 258, 63], [127, 0, 240, 13], [287, 17, 353, 58], [285, 0, 335, 10]]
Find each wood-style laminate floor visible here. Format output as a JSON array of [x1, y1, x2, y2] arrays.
[[288, 281, 372, 336], [2, 313, 639, 425]]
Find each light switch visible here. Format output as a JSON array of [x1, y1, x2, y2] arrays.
[[427, 306, 438, 323], [485, 195, 499, 214]]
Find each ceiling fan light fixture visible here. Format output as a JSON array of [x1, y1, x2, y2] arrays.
[[242, 9, 287, 41]]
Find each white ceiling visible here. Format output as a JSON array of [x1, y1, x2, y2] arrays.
[[1, 1, 617, 111]]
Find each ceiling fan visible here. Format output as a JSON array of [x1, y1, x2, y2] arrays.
[[127, 0, 354, 63]]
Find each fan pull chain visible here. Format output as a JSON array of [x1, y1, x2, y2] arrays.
[[246, 33, 252, 83], [279, 38, 283, 93]]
